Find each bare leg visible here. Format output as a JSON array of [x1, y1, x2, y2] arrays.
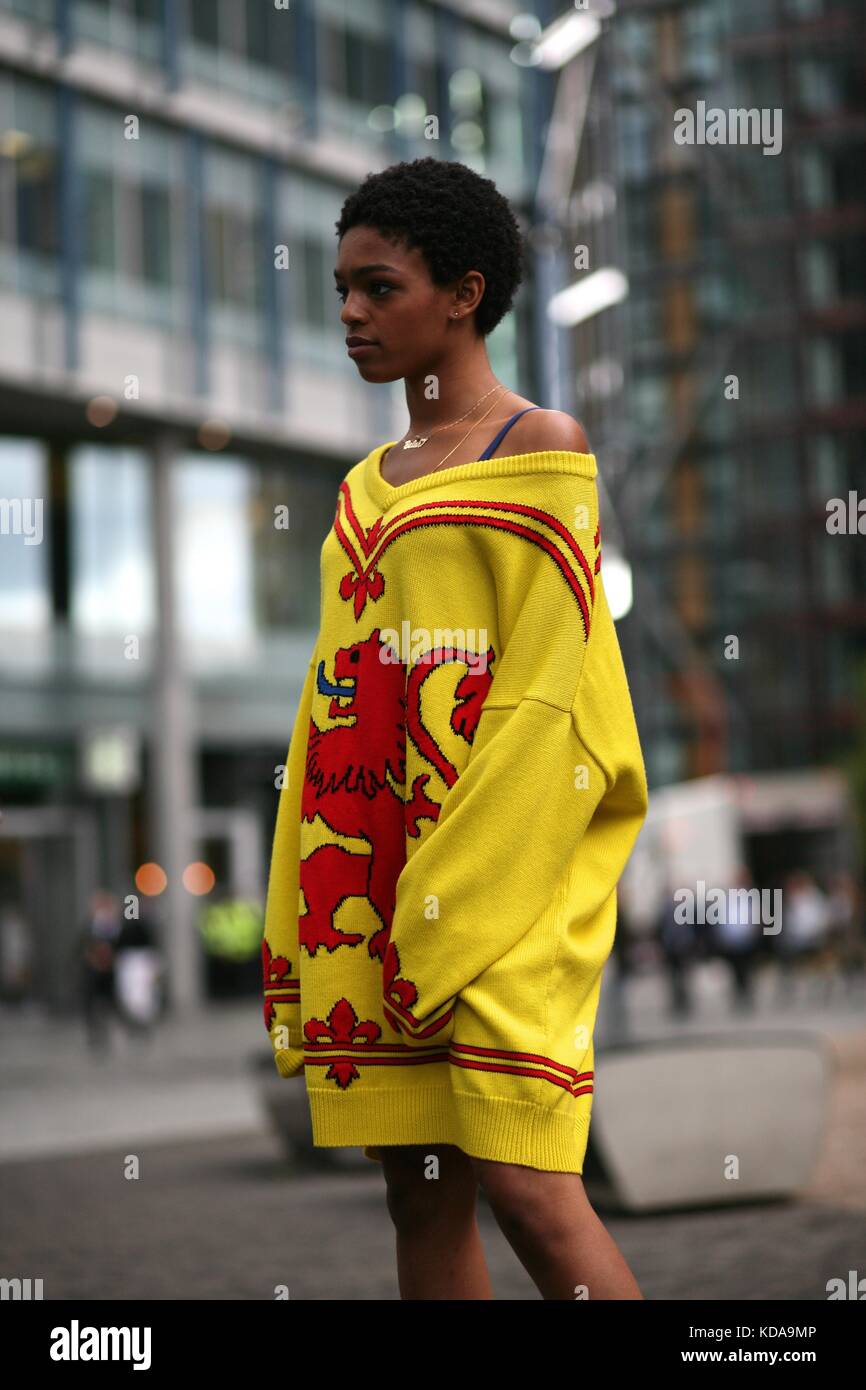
[[381, 1143, 493, 1299], [472, 1159, 642, 1300]]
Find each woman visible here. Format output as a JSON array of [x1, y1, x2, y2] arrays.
[[262, 158, 648, 1299]]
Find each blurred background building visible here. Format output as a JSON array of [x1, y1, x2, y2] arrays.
[[569, 0, 866, 789], [0, 0, 864, 1014]]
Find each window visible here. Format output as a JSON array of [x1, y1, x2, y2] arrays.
[[624, 187, 659, 268], [800, 242, 838, 306], [814, 535, 849, 606], [798, 148, 834, 210], [699, 449, 738, 539], [631, 370, 668, 435], [733, 247, 792, 315], [786, 0, 825, 20], [0, 0, 54, 22], [807, 336, 844, 407], [617, 103, 657, 183], [69, 446, 155, 634], [254, 465, 340, 631], [760, 634, 807, 716], [732, 0, 780, 35], [742, 443, 800, 518], [78, 100, 187, 326], [647, 735, 686, 789], [188, 0, 219, 48], [75, 0, 163, 65], [740, 342, 798, 419], [174, 454, 337, 659], [175, 456, 255, 655], [0, 71, 59, 296], [809, 434, 846, 503], [824, 631, 852, 707], [317, 0, 392, 144], [448, 26, 526, 189], [628, 290, 665, 351], [299, 238, 328, 330], [183, 0, 302, 107], [835, 231, 866, 298], [612, 13, 656, 93], [701, 389, 737, 448], [696, 271, 735, 330], [795, 58, 843, 117], [681, 1, 723, 83], [406, 2, 443, 122], [202, 144, 266, 346], [0, 437, 49, 633], [278, 171, 347, 369]]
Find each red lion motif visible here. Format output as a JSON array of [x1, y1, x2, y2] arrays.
[[299, 628, 495, 962]]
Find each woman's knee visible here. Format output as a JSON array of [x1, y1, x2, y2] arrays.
[[472, 1160, 584, 1235], [381, 1144, 477, 1231]]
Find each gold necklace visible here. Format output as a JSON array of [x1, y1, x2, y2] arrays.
[[427, 386, 510, 474], [401, 382, 504, 449]]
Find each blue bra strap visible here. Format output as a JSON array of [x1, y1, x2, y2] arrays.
[[477, 406, 541, 460]]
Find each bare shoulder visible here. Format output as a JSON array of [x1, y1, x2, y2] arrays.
[[505, 407, 592, 455]]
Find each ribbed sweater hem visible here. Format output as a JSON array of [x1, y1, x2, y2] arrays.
[[307, 1085, 591, 1174]]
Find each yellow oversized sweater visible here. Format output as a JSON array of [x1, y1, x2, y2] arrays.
[[261, 442, 648, 1173]]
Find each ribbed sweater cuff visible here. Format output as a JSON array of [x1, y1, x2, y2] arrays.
[[305, 1084, 591, 1173]]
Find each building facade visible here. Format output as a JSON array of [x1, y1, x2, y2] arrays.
[[567, 0, 866, 785], [0, 0, 551, 1009]]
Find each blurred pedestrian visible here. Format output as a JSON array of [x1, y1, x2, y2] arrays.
[[656, 887, 696, 1018], [78, 889, 123, 1054], [775, 870, 831, 1005], [0, 905, 33, 1007], [115, 911, 163, 1043], [711, 865, 761, 1013]]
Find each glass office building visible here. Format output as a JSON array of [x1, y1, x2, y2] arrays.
[[567, 0, 866, 786], [0, 0, 541, 1008]]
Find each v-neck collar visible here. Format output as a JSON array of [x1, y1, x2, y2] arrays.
[[364, 440, 598, 512]]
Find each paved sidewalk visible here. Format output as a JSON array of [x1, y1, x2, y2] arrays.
[[0, 999, 265, 1163], [1, 968, 864, 1299], [1, 1126, 864, 1299]]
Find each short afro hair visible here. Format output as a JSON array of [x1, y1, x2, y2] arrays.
[[335, 157, 525, 338]]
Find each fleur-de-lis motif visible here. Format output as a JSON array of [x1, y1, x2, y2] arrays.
[[262, 938, 296, 1031], [339, 567, 385, 620], [304, 997, 382, 1089]]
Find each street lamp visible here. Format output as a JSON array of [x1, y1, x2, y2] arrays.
[[547, 266, 629, 327]]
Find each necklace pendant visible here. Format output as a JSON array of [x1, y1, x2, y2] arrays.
[[402, 436, 427, 450]]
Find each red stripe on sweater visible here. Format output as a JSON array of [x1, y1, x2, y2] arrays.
[[298, 1044, 594, 1095], [335, 487, 595, 634], [448, 1054, 594, 1096], [371, 512, 592, 640], [450, 1041, 593, 1083], [374, 495, 596, 603]]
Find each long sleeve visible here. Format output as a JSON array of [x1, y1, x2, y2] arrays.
[[262, 652, 317, 1077], [382, 575, 648, 1047]]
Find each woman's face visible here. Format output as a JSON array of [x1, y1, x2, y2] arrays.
[[334, 224, 473, 382]]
